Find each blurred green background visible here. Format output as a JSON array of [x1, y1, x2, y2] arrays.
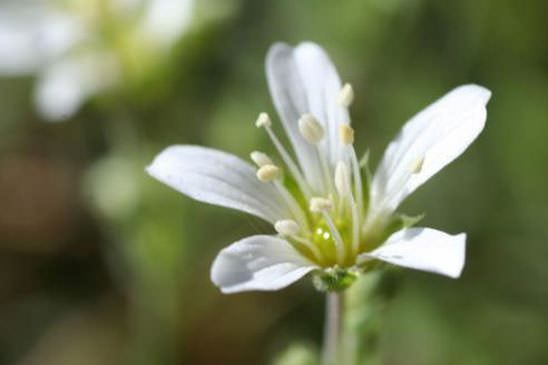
[[1, 0, 547, 364]]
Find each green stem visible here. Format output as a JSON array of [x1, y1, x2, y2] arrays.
[[322, 291, 344, 365]]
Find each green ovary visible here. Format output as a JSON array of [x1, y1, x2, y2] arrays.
[[308, 219, 358, 268], [282, 170, 383, 268]]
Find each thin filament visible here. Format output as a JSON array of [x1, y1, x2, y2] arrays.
[[266, 126, 312, 198], [274, 180, 310, 232]]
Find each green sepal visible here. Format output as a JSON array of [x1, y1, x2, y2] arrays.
[[312, 267, 359, 292], [356, 258, 385, 272], [380, 212, 425, 242], [359, 149, 370, 169], [398, 213, 425, 228], [358, 212, 425, 260]]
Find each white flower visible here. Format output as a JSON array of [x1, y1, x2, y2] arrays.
[[0, 0, 194, 122], [147, 42, 491, 294]]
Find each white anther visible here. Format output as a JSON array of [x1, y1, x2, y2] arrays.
[[309, 197, 333, 213], [298, 113, 324, 144], [250, 151, 273, 167], [257, 164, 279, 182], [335, 161, 351, 196], [338, 83, 354, 107], [274, 219, 301, 236], [339, 124, 354, 145], [409, 156, 425, 174], [255, 112, 271, 128]]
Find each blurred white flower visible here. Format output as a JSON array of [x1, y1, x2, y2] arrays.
[[0, 1, 85, 75], [35, 51, 119, 121], [141, 0, 194, 47], [147, 42, 491, 294], [0, 0, 194, 122], [85, 156, 140, 220]]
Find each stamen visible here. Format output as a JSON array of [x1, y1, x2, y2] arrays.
[[367, 156, 425, 229], [335, 161, 360, 256], [339, 125, 365, 222], [317, 147, 335, 195], [337, 83, 354, 108], [274, 180, 310, 232], [274, 219, 300, 236], [255, 112, 272, 128], [255, 112, 312, 198], [309, 197, 333, 213], [339, 124, 354, 145], [290, 235, 324, 263], [274, 219, 323, 262], [335, 161, 351, 196], [298, 113, 335, 194], [409, 155, 425, 174], [256, 164, 279, 182], [250, 151, 273, 167], [298, 113, 324, 145]]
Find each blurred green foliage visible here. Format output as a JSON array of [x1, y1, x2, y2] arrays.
[[1, 0, 547, 364]]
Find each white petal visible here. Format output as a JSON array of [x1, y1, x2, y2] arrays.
[[358, 228, 466, 278], [266, 42, 350, 193], [371, 85, 491, 212], [146, 145, 291, 224], [211, 235, 317, 293], [0, 1, 84, 75]]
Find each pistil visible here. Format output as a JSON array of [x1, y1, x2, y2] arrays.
[[310, 197, 345, 265]]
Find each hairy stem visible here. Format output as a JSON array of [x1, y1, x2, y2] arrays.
[[322, 291, 344, 365]]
